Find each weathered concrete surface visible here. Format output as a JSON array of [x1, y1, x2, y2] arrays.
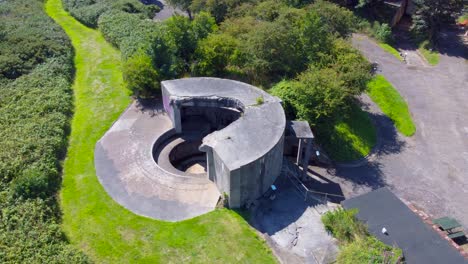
[[252, 172, 339, 264], [162, 78, 286, 207], [94, 101, 220, 221], [318, 32, 468, 228]]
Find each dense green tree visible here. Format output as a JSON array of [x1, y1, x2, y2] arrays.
[[271, 67, 347, 124], [123, 52, 160, 96], [411, 0, 464, 43], [192, 33, 239, 76]]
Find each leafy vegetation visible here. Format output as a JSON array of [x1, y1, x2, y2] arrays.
[[62, 0, 158, 27], [411, 0, 464, 43], [0, 0, 88, 262], [322, 209, 404, 263], [65, 0, 377, 161], [46, 0, 276, 262], [367, 75, 416, 136]]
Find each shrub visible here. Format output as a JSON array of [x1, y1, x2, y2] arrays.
[[337, 236, 404, 264], [0, 0, 88, 261], [63, 0, 156, 28], [372, 22, 393, 43], [321, 208, 368, 243], [192, 33, 239, 76], [11, 167, 60, 200], [311, 0, 358, 38], [98, 10, 143, 48], [123, 52, 160, 96]]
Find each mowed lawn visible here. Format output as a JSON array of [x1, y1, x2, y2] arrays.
[[45, 0, 276, 263], [367, 75, 416, 136]]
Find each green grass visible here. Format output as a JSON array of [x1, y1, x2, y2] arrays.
[[418, 40, 439, 65], [45, 0, 276, 263], [367, 75, 416, 136], [322, 209, 403, 264], [317, 103, 377, 162], [378, 42, 403, 61]]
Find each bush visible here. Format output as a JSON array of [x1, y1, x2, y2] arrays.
[[0, 0, 88, 261], [372, 22, 393, 43], [192, 33, 239, 76], [11, 167, 60, 200], [123, 52, 160, 96], [321, 208, 368, 243], [63, 0, 156, 27], [311, 0, 358, 38], [337, 236, 404, 264], [98, 10, 144, 48]]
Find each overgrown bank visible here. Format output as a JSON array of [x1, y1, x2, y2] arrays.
[[322, 209, 403, 263], [0, 0, 88, 262], [45, 0, 276, 262]]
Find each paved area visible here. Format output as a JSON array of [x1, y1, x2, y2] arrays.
[[94, 100, 220, 221], [150, 0, 185, 21], [314, 31, 468, 229], [251, 164, 339, 264]]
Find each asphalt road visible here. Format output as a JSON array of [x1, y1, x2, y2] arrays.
[[313, 30, 468, 229]]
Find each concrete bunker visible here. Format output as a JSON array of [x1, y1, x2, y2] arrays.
[[94, 77, 315, 220], [161, 78, 287, 208]]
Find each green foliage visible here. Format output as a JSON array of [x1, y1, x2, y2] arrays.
[[322, 208, 403, 263], [337, 236, 404, 264], [372, 22, 392, 43], [63, 0, 157, 27], [123, 52, 161, 96], [411, 0, 464, 43], [0, 0, 71, 79], [0, 0, 88, 262], [271, 68, 346, 124], [311, 0, 358, 38], [98, 10, 144, 48], [192, 33, 239, 76], [367, 75, 416, 136], [0, 198, 90, 263], [322, 208, 367, 242]]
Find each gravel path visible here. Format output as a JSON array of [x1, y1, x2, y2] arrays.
[[313, 31, 468, 228]]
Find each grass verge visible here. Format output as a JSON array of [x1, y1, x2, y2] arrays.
[[378, 42, 403, 61], [367, 75, 416, 136], [418, 40, 439, 65], [322, 209, 404, 263], [45, 0, 276, 262], [317, 103, 377, 162]]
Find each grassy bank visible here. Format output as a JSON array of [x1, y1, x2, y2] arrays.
[[418, 40, 439, 65], [45, 0, 275, 262], [378, 43, 403, 61], [367, 75, 416, 136], [322, 209, 403, 263], [317, 103, 377, 162]]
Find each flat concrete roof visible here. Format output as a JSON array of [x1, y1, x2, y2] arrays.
[[162, 78, 286, 170], [286, 121, 314, 139], [342, 188, 467, 264]]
